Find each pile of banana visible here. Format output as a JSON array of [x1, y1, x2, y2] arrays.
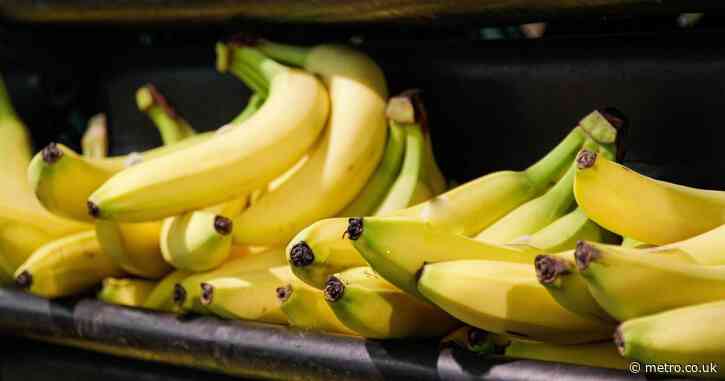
[[1, 38, 723, 376]]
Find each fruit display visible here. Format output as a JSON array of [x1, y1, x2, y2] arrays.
[[3, 36, 725, 379]]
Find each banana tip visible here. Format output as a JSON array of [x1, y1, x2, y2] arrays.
[[343, 218, 363, 241], [172, 284, 186, 305], [276, 285, 292, 303], [576, 149, 597, 169], [213, 216, 233, 235], [574, 241, 600, 271], [87, 201, 100, 218], [466, 327, 489, 348], [41, 143, 63, 164], [200, 283, 214, 305], [15, 271, 32, 289], [613, 326, 626, 355], [534, 255, 571, 285], [289, 241, 314, 267], [324, 276, 345, 302]]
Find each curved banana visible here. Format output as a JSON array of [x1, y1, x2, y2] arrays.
[[200, 265, 291, 324], [277, 277, 357, 335], [174, 246, 287, 313], [81, 113, 108, 159], [575, 149, 725, 245], [160, 212, 235, 271], [504, 340, 628, 370], [137, 84, 196, 144], [88, 43, 329, 222], [575, 241, 725, 321], [97, 277, 156, 308], [0, 74, 32, 189], [417, 260, 614, 344], [324, 267, 459, 339], [95, 220, 170, 279], [615, 300, 725, 369], [230, 42, 387, 246], [142, 269, 192, 312], [509, 208, 613, 254], [15, 230, 123, 298]]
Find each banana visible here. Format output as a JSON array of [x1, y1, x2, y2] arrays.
[[277, 276, 357, 335], [615, 300, 725, 370], [230, 42, 387, 246], [621, 236, 651, 248], [417, 260, 614, 344], [88, 43, 329, 222], [81, 113, 108, 159], [575, 148, 725, 245], [0, 73, 32, 189], [440, 326, 500, 354], [15, 230, 124, 298], [174, 246, 287, 313], [324, 266, 459, 339], [337, 118, 407, 217], [574, 241, 725, 321], [95, 220, 170, 279], [160, 212, 235, 271], [535, 250, 616, 322], [504, 340, 629, 370], [286, 110, 616, 289], [348, 217, 537, 299], [199, 265, 291, 324], [142, 269, 192, 312], [97, 277, 156, 308], [137, 84, 196, 144]]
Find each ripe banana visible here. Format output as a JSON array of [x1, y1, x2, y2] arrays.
[[174, 246, 287, 313], [88, 43, 329, 222], [575, 148, 725, 245], [615, 300, 725, 370], [574, 241, 725, 320], [0, 73, 32, 189], [137, 84, 196, 144], [95, 220, 170, 279], [160, 212, 236, 271], [199, 265, 291, 324], [509, 208, 613, 254], [277, 276, 357, 335], [348, 217, 537, 299], [142, 269, 192, 312], [504, 340, 629, 370], [535, 250, 616, 322], [81, 113, 108, 159], [417, 260, 614, 344], [15, 230, 124, 298], [231, 42, 387, 246], [324, 266, 459, 339], [97, 277, 156, 308]]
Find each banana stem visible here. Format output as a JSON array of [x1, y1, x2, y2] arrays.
[[257, 40, 310, 68], [524, 127, 587, 190], [216, 43, 268, 96], [137, 85, 195, 145], [231, 45, 287, 83], [82, 113, 108, 159], [0, 75, 19, 122]]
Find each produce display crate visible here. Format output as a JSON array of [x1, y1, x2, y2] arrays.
[[1, 3, 724, 380]]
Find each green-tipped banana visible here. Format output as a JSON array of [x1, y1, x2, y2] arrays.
[[504, 340, 629, 370], [277, 277, 357, 335], [575, 241, 725, 321], [324, 267, 459, 339], [137, 84, 196, 144], [535, 250, 615, 322], [615, 300, 725, 372], [199, 265, 291, 324], [160, 213, 235, 272], [174, 247, 287, 313], [348, 217, 536, 299], [417, 260, 614, 344], [142, 269, 192, 312], [97, 277, 156, 308], [15, 231, 123, 298], [82, 113, 108, 159]]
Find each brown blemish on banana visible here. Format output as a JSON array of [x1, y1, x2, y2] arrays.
[[199, 283, 214, 305], [576, 149, 597, 169], [41, 143, 63, 164], [289, 241, 314, 267], [574, 241, 601, 271], [87, 201, 100, 218], [276, 285, 292, 303], [172, 284, 187, 306], [213, 216, 233, 235], [535, 255, 571, 284], [613, 326, 626, 355], [324, 276, 345, 302], [343, 218, 363, 241], [15, 271, 32, 289]]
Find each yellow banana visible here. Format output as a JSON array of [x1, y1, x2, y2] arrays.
[[575, 149, 725, 245], [231, 42, 387, 246], [81, 113, 108, 159], [324, 266, 459, 339], [417, 260, 614, 344], [348, 217, 537, 299], [88, 43, 329, 222], [0, 73, 32, 189], [174, 246, 287, 313], [15, 230, 124, 298], [509, 208, 613, 254], [137, 83, 196, 143], [160, 213, 235, 272], [277, 276, 357, 335], [504, 340, 629, 370], [97, 277, 156, 308], [142, 269, 192, 312], [575, 241, 725, 320], [615, 300, 725, 372], [95, 220, 170, 279], [200, 265, 291, 324]]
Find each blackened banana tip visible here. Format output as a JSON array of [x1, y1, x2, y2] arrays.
[[414, 262, 429, 283], [289, 241, 314, 267], [41, 143, 63, 164], [276, 285, 292, 302], [172, 284, 186, 305], [15, 270, 32, 289], [344, 218, 363, 241], [574, 241, 600, 271], [324, 276, 345, 302], [466, 327, 488, 348], [87, 201, 100, 218], [613, 326, 626, 355], [535, 255, 570, 284], [200, 283, 214, 305], [576, 149, 597, 169], [214, 216, 233, 235]]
